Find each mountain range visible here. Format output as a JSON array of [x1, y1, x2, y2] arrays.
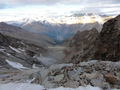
[[6, 13, 114, 43], [0, 22, 56, 47]]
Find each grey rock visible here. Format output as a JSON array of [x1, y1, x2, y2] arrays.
[[85, 73, 97, 80], [90, 79, 103, 88], [65, 81, 79, 88], [40, 68, 49, 82], [54, 74, 64, 82], [68, 71, 80, 81], [42, 77, 56, 88]]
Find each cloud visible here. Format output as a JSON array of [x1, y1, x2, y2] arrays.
[[0, 0, 119, 15], [0, 0, 119, 6]]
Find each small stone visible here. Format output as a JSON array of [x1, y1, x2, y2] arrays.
[[54, 74, 64, 82], [90, 79, 103, 88], [65, 81, 79, 88], [85, 73, 97, 80], [68, 71, 80, 81]]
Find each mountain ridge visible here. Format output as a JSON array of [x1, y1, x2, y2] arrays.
[[0, 22, 56, 47], [6, 13, 114, 42], [60, 14, 120, 63]]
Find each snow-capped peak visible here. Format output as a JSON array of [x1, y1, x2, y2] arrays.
[[6, 17, 35, 27], [6, 13, 114, 27], [93, 14, 104, 25]]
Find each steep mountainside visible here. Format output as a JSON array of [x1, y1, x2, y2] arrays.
[[61, 28, 99, 63], [0, 32, 46, 69], [94, 15, 120, 61], [0, 22, 56, 47], [61, 14, 120, 63], [69, 28, 99, 50]]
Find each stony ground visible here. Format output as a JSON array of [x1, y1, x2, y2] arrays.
[[0, 60, 120, 90]]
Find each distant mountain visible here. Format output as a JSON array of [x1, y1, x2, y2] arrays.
[[0, 22, 56, 47], [6, 13, 114, 42]]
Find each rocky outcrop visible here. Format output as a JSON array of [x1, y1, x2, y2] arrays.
[[61, 14, 120, 64], [94, 15, 120, 61], [61, 28, 99, 63], [69, 28, 99, 51]]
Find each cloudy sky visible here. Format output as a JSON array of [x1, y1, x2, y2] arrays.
[[0, 0, 120, 21]]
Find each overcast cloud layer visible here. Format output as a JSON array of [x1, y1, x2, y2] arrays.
[[0, 0, 120, 6], [0, 0, 120, 21]]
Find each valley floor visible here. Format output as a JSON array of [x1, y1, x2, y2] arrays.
[[37, 46, 66, 65]]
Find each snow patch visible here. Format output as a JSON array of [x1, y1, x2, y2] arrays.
[[0, 49, 5, 51], [18, 48, 25, 52], [6, 60, 28, 70], [6, 53, 11, 56], [9, 46, 21, 53], [32, 64, 39, 69], [0, 83, 102, 90], [93, 14, 104, 25]]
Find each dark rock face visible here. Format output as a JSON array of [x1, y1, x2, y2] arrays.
[[61, 15, 120, 63], [94, 15, 120, 61], [0, 32, 46, 69], [69, 28, 99, 51], [61, 28, 99, 63]]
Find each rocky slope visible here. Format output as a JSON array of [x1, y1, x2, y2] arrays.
[[61, 28, 99, 63], [0, 60, 120, 90], [94, 15, 120, 61], [0, 22, 56, 47], [0, 32, 46, 69], [61, 14, 120, 63]]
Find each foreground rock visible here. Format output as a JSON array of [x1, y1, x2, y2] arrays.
[[0, 60, 120, 90]]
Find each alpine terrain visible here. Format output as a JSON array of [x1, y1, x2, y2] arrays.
[[0, 14, 119, 90], [6, 13, 114, 43]]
